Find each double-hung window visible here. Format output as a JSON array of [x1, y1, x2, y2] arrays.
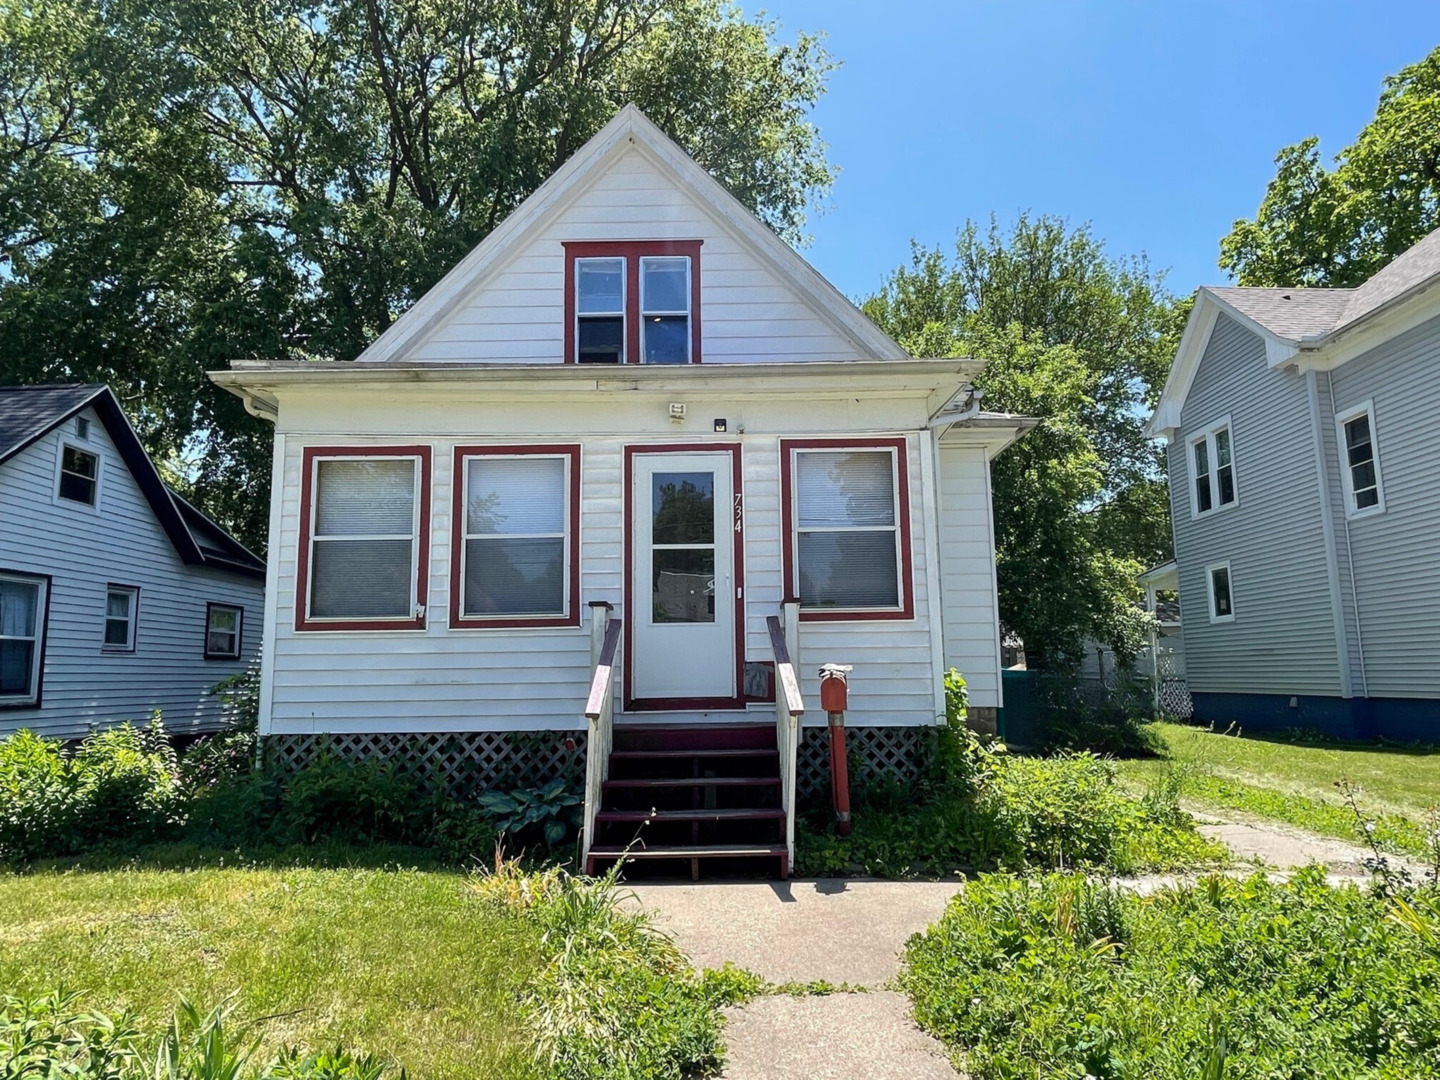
[[576, 258, 625, 363], [451, 446, 580, 628], [566, 241, 701, 364], [205, 603, 244, 659], [0, 571, 47, 707], [782, 438, 913, 620], [1189, 419, 1236, 517], [58, 443, 99, 506], [297, 447, 431, 631], [1336, 402, 1385, 517], [103, 584, 138, 652]]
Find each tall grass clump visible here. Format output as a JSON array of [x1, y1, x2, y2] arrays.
[[0, 989, 391, 1079], [475, 857, 725, 1079], [902, 868, 1440, 1079]]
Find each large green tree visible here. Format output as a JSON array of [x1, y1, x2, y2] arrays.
[[1221, 45, 1440, 287], [0, 0, 835, 549], [864, 216, 1181, 669]]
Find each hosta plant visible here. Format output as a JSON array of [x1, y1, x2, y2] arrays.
[[477, 778, 582, 847]]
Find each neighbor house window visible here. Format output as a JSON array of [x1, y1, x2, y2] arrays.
[[1207, 562, 1234, 624], [0, 571, 47, 707], [450, 446, 580, 628], [1188, 419, 1236, 517], [205, 603, 243, 660], [103, 584, 139, 652], [1336, 401, 1384, 517], [57, 443, 99, 506], [296, 447, 432, 631], [781, 438, 913, 621], [565, 241, 701, 364]]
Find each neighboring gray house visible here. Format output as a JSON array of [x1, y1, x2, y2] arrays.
[[1, 385, 266, 739], [1147, 229, 1440, 741]]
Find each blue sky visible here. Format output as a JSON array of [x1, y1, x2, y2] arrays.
[[746, 1, 1440, 303]]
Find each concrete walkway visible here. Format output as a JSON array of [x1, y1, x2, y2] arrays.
[[627, 880, 964, 1079], [626, 817, 1418, 1078]]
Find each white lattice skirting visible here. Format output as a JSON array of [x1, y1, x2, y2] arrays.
[[267, 725, 929, 799]]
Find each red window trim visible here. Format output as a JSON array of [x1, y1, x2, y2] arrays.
[[563, 240, 703, 365], [101, 583, 141, 653], [295, 445, 432, 632], [779, 437, 915, 622], [203, 601, 244, 660], [622, 443, 746, 712], [449, 445, 582, 630]]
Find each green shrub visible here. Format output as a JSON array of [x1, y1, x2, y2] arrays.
[[277, 751, 421, 844], [477, 859, 724, 1079], [477, 777, 583, 848], [901, 869, 1440, 1079], [797, 745, 1221, 877], [0, 989, 392, 1079], [0, 730, 81, 861]]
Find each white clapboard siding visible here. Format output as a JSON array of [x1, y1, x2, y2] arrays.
[[1328, 311, 1440, 697], [936, 441, 1003, 708], [266, 428, 949, 733], [407, 146, 872, 365], [0, 408, 265, 740], [1169, 315, 1342, 696]]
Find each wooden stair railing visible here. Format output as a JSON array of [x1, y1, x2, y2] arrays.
[[581, 606, 622, 869], [767, 602, 805, 873]]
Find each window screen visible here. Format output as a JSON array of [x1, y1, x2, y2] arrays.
[[462, 456, 567, 617], [59, 445, 98, 505], [309, 458, 418, 619], [104, 586, 137, 650], [206, 604, 242, 659], [577, 258, 624, 364], [794, 450, 900, 609], [1344, 413, 1380, 511], [641, 256, 690, 364]]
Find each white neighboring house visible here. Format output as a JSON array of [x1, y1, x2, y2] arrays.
[[212, 106, 1033, 877], [0, 384, 266, 740]]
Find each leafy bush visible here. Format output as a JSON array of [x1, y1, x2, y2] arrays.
[[0, 718, 184, 861], [277, 751, 422, 844], [797, 737, 1221, 877], [478, 777, 583, 848], [902, 869, 1440, 1080], [0, 989, 391, 1079], [476, 858, 724, 1079]]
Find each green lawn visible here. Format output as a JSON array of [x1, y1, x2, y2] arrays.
[[0, 853, 540, 1079], [1117, 722, 1440, 857]]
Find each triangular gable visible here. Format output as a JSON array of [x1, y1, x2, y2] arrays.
[[0, 385, 264, 577], [1146, 289, 1301, 439], [357, 105, 905, 365]]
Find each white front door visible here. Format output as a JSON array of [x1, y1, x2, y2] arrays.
[[629, 450, 738, 705]]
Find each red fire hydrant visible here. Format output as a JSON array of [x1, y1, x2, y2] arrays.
[[819, 664, 853, 837]]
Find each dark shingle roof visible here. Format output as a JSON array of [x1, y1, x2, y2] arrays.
[[1204, 226, 1440, 343], [0, 384, 107, 461], [0, 383, 264, 577]]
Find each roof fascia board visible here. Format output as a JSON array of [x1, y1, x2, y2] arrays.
[[354, 106, 907, 366], [355, 110, 635, 365], [1296, 284, 1440, 372]]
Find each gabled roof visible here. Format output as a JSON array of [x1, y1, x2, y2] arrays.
[[1147, 227, 1440, 439], [0, 384, 265, 578], [352, 104, 907, 365]]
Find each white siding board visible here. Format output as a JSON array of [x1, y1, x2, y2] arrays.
[[407, 146, 870, 366], [935, 442, 1004, 707], [0, 409, 265, 740], [265, 421, 949, 732]]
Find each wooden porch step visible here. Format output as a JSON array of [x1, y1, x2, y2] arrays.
[[588, 843, 786, 858], [596, 807, 786, 823], [609, 748, 779, 760], [602, 776, 781, 789]]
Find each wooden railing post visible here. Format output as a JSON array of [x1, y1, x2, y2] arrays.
[[782, 599, 800, 672], [582, 610, 622, 873], [590, 601, 613, 670], [767, 611, 805, 879]]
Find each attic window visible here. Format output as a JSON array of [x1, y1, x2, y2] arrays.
[[564, 241, 702, 364], [75, 416, 90, 440], [58, 444, 99, 506]]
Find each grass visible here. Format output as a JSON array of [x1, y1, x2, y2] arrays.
[[0, 849, 542, 1079], [1115, 722, 1440, 858], [901, 869, 1440, 1079]]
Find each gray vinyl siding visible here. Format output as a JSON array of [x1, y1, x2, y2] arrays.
[[1169, 314, 1342, 696], [1328, 313, 1440, 698], [1314, 371, 1366, 695], [0, 407, 265, 740]]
